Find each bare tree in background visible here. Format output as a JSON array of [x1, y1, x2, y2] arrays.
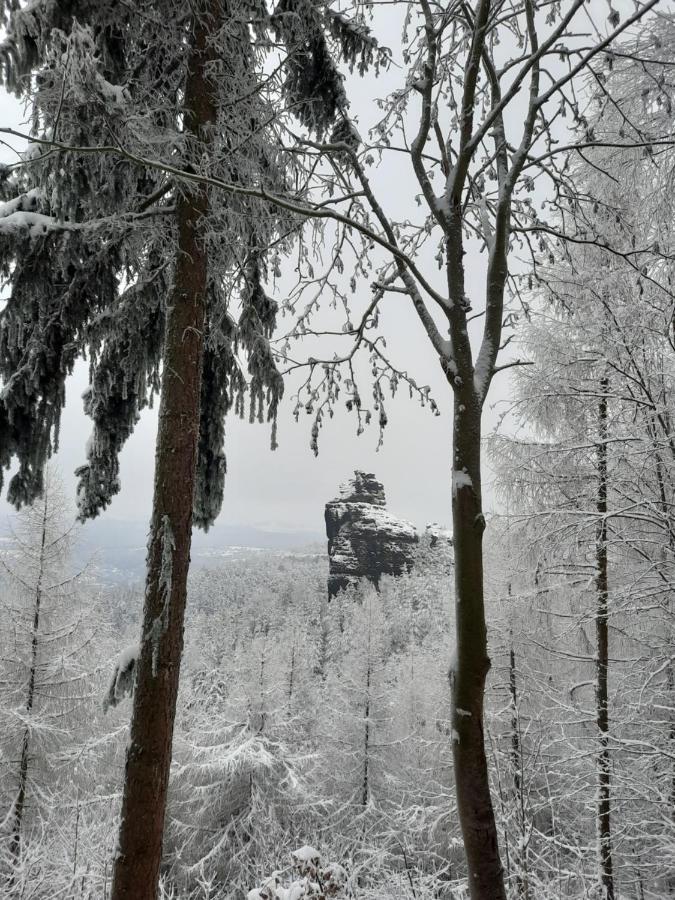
[[0, 470, 89, 883], [490, 117, 675, 888], [271, 4, 662, 896]]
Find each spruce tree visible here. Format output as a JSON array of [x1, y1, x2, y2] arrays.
[[0, 2, 383, 896]]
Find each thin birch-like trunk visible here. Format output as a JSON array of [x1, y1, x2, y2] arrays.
[[509, 637, 528, 899], [8, 494, 48, 867], [362, 657, 371, 809], [596, 377, 614, 900]]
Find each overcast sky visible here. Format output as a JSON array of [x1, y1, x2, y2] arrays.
[[0, 11, 530, 542]]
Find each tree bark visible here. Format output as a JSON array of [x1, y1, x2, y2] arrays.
[[362, 655, 371, 809], [451, 393, 506, 900], [509, 636, 528, 899], [110, 7, 218, 898], [667, 661, 675, 896], [595, 377, 614, 900]]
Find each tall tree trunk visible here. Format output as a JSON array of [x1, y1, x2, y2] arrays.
[[509, 635, 528, 899], [110, 7, 218, 898], [451, 395, 506, 900], [287, 642, 296, 708], [8, 494, 48, 866], [362, 656, 371, 809], [648, 430, 675, 894], [595, 377, 614, 900], [361, 595, 373, 809], [667, 661, 675, 896]]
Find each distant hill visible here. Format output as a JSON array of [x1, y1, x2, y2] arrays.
[[0, 516, 323, 586]]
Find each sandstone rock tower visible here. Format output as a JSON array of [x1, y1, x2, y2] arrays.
[[325, 471, 419, 598]]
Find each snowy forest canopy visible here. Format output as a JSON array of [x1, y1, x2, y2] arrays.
[[0, 1, 674, 899], [0, 475, 673, 898]]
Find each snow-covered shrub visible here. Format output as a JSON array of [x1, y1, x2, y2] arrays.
[[248, 846, 348, 900]]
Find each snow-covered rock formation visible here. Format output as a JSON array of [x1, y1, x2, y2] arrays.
[[424, 522, 453, 548], [325, 471, 421, 598]]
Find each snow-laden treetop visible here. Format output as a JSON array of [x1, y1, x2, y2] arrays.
[[0, 0, 385, 525]]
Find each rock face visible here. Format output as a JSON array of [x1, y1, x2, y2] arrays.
[[325, 471, 420, 598], [424, 522, 453, 549]]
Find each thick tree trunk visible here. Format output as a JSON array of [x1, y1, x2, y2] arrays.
[[451, 394, 506, 900], [595, 379, 614, 900], [8, 495, 48, 866], [110, 8, 218, 899]]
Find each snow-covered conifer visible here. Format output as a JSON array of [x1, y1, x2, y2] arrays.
[[0, 3, 384, 894], [0, 470, 96, 887]]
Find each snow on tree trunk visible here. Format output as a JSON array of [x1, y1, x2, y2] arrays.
[[668, 661, 675, 897], [109, 7, 218, 898], [508, 634, 528, 899], [451, 395, 506, 900], [595, 377, 614, 900], [7, 491, 48, 868], [361, 656, 372, 809]]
